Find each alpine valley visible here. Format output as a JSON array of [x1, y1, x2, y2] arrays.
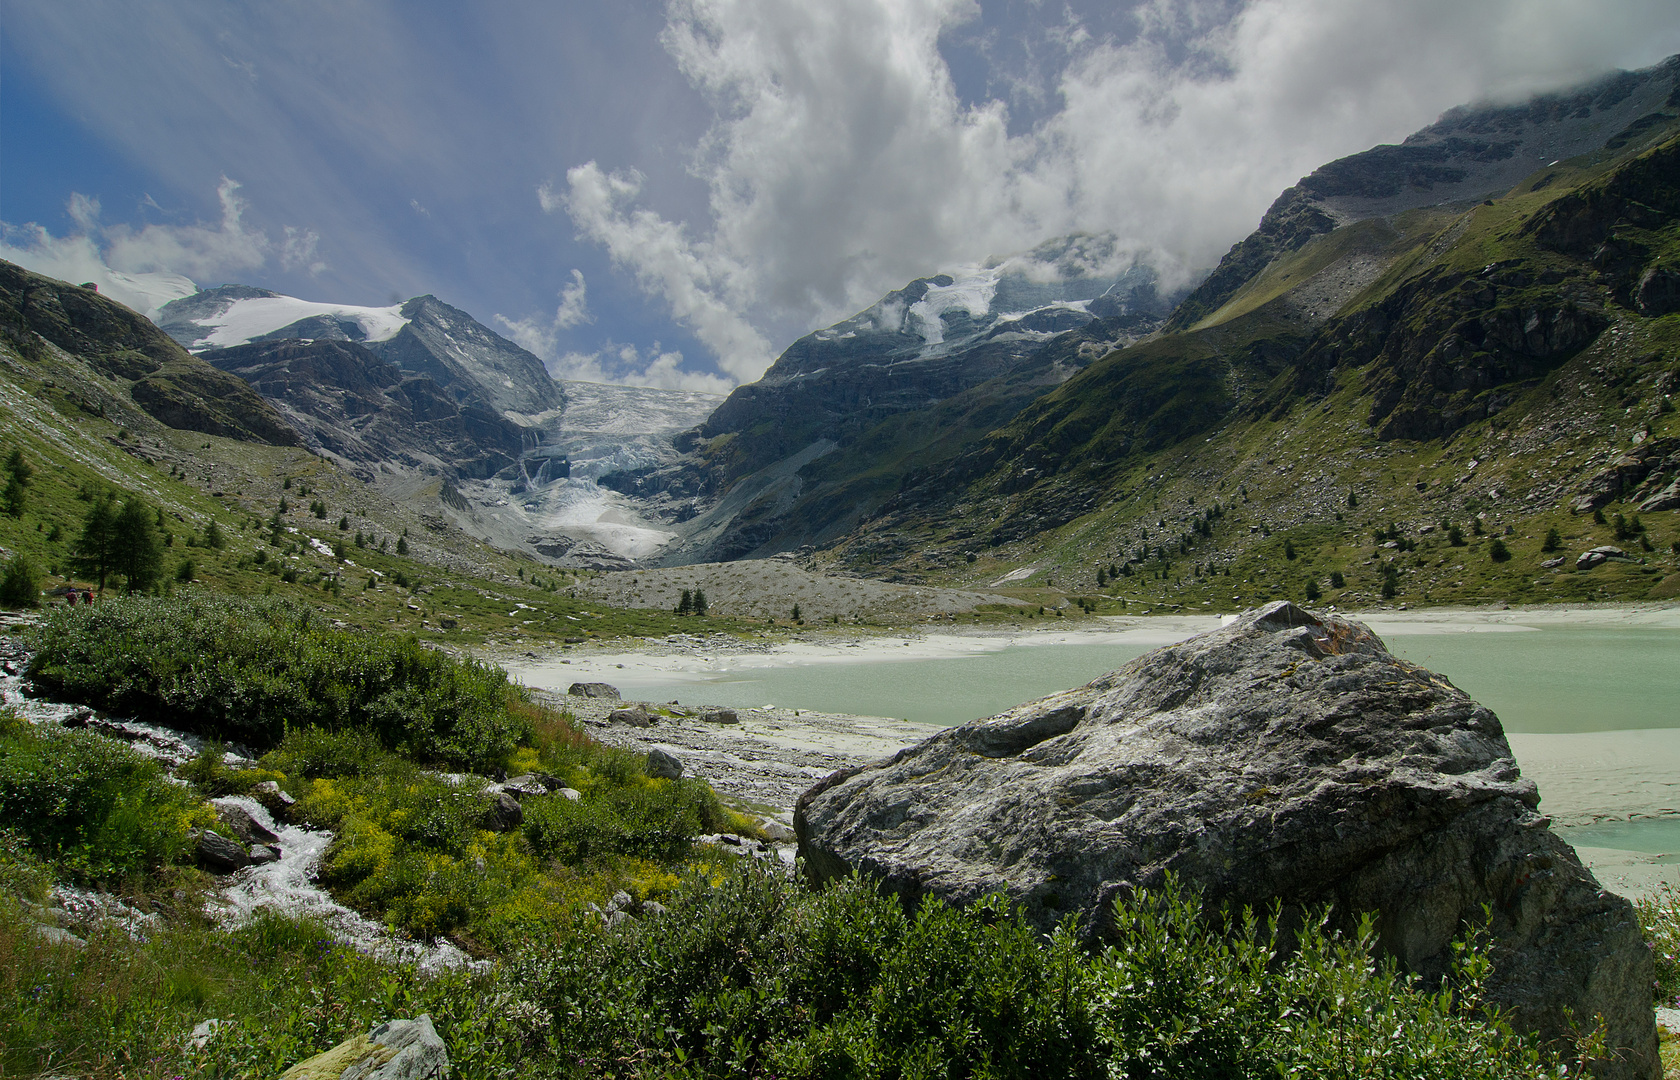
[[7, 54, 1680, 611]]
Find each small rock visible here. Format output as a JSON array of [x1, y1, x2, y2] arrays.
[[252, 779, 296, 810], [217, 803, 279, 845], [609, 706, 656, 727], [761, 821, 797, 843], [1576, 546, 1628, 571], [194, 830, 251, 873], [280, 1014, 447, 1080], [479, 792, 524, 832], [568, 681, 621, 700], [605, 890, 633, 913], [1540, 557, 1565, 569], [64, 708, 93, 728], [645, 748, 683, 780], [248, 844, 282, 863], [557, 787, 583, 801], [700, 708, 740, 725], [499, 774, 549, 800], [640, 900, 668, 917], [188, 1018, 223, 1051], [35, 924, 85, 948]]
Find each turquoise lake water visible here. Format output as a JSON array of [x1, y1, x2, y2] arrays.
[[518, 619, 1679, 885]]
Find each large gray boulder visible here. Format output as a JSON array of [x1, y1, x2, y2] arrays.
[[796, 601, 1657, 1078], [280, 1014, 447, 1080]]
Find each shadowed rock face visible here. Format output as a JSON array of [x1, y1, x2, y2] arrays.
[[796, 601, 1657, 1078]]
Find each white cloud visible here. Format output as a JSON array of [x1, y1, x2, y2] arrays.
[[0, 177, 325, 317], [561, 162, 772, 382], [494, 267, 594, 359], [546, 342, 735, 394], [558, 0, 1680, 382], [554, 269, 591, 329]]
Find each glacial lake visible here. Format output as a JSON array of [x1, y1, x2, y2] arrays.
[[513, 615, 1680, 893]]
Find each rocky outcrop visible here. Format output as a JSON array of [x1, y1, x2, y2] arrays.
[[1570, 439, 1679, 513], [1577, 545, 1633, 570], [796, 602, 1657, 1078], [568, 682, 621, 700], [203, 339, 538, 481], [280, 1015, 447, 1080]]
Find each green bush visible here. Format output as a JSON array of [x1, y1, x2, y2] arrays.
[[0, 553, 39, 608], [510, 867, 1557, 1079], [523, 779, 728, 864], [24, 593, 529, 771], [0, 714, 209, 880]]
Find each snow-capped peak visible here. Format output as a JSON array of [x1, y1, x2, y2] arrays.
[[159, 288, 410, 351]]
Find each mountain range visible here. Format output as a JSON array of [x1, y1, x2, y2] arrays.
[[5, 53, 1679, 609]]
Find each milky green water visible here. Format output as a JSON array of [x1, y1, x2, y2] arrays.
[[583, 628, 1677, 734], [528, 623, 1680, 886]]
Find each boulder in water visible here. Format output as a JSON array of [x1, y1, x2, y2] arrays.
[[795, 601, 1657, 1078], [193, 829, 251, 873]]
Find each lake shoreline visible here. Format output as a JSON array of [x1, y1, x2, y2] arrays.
[[500, 600, 1680, 898]]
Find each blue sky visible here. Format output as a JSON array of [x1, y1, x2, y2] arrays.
[[3, 1, 1677, 391]]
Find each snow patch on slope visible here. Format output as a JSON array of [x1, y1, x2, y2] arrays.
[[183, 295, 409, 350]]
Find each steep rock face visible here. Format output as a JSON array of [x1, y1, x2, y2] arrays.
[[366, 295, 563, 417], [797, 602, 1657, 1078], [0, 261, 301, 446], [636, 236, 1179, 564], [203, 339, 536, 480]]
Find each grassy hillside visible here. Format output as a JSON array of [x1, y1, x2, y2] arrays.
[[823, 126, 1680, 612], [0, 270, 766, 645]]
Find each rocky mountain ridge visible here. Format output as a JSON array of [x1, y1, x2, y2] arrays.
[[812, 54, 1680, 609], [608, 235, 1184, 564]]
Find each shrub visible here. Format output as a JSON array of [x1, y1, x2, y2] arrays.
[[1329, 570, 1346, 589], [0, 714, 209, 880], [1640, 885, 1680, 1009], [24, 594, 530, 770], [0, 553, 39, 608], [1542, 527, 1562, 553], [523, 779, 728, 864], [509, 867, 1555, 1079], [1489, 538, 1511, 562]]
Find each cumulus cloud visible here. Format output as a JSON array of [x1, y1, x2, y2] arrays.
[[561, 163, 772, 382], [0, 177, 324, 317], [494, 268, 594, 358], [559, 0, 1680, 383], [546, 342, 734, 394]]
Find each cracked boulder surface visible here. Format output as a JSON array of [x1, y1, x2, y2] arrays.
[[796, 600, 1657, 1079]]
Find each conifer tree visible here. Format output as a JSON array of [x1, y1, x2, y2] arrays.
[[0, 472, 23, 518], [72, 492, 120, 591], [675, 588, 693, 615], [112, 498, 163, 593], [693, 588, 708, 616]]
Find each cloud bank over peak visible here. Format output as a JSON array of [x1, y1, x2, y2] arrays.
[[554, 0, 1680, 386], [0, 177, 322, 318]]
